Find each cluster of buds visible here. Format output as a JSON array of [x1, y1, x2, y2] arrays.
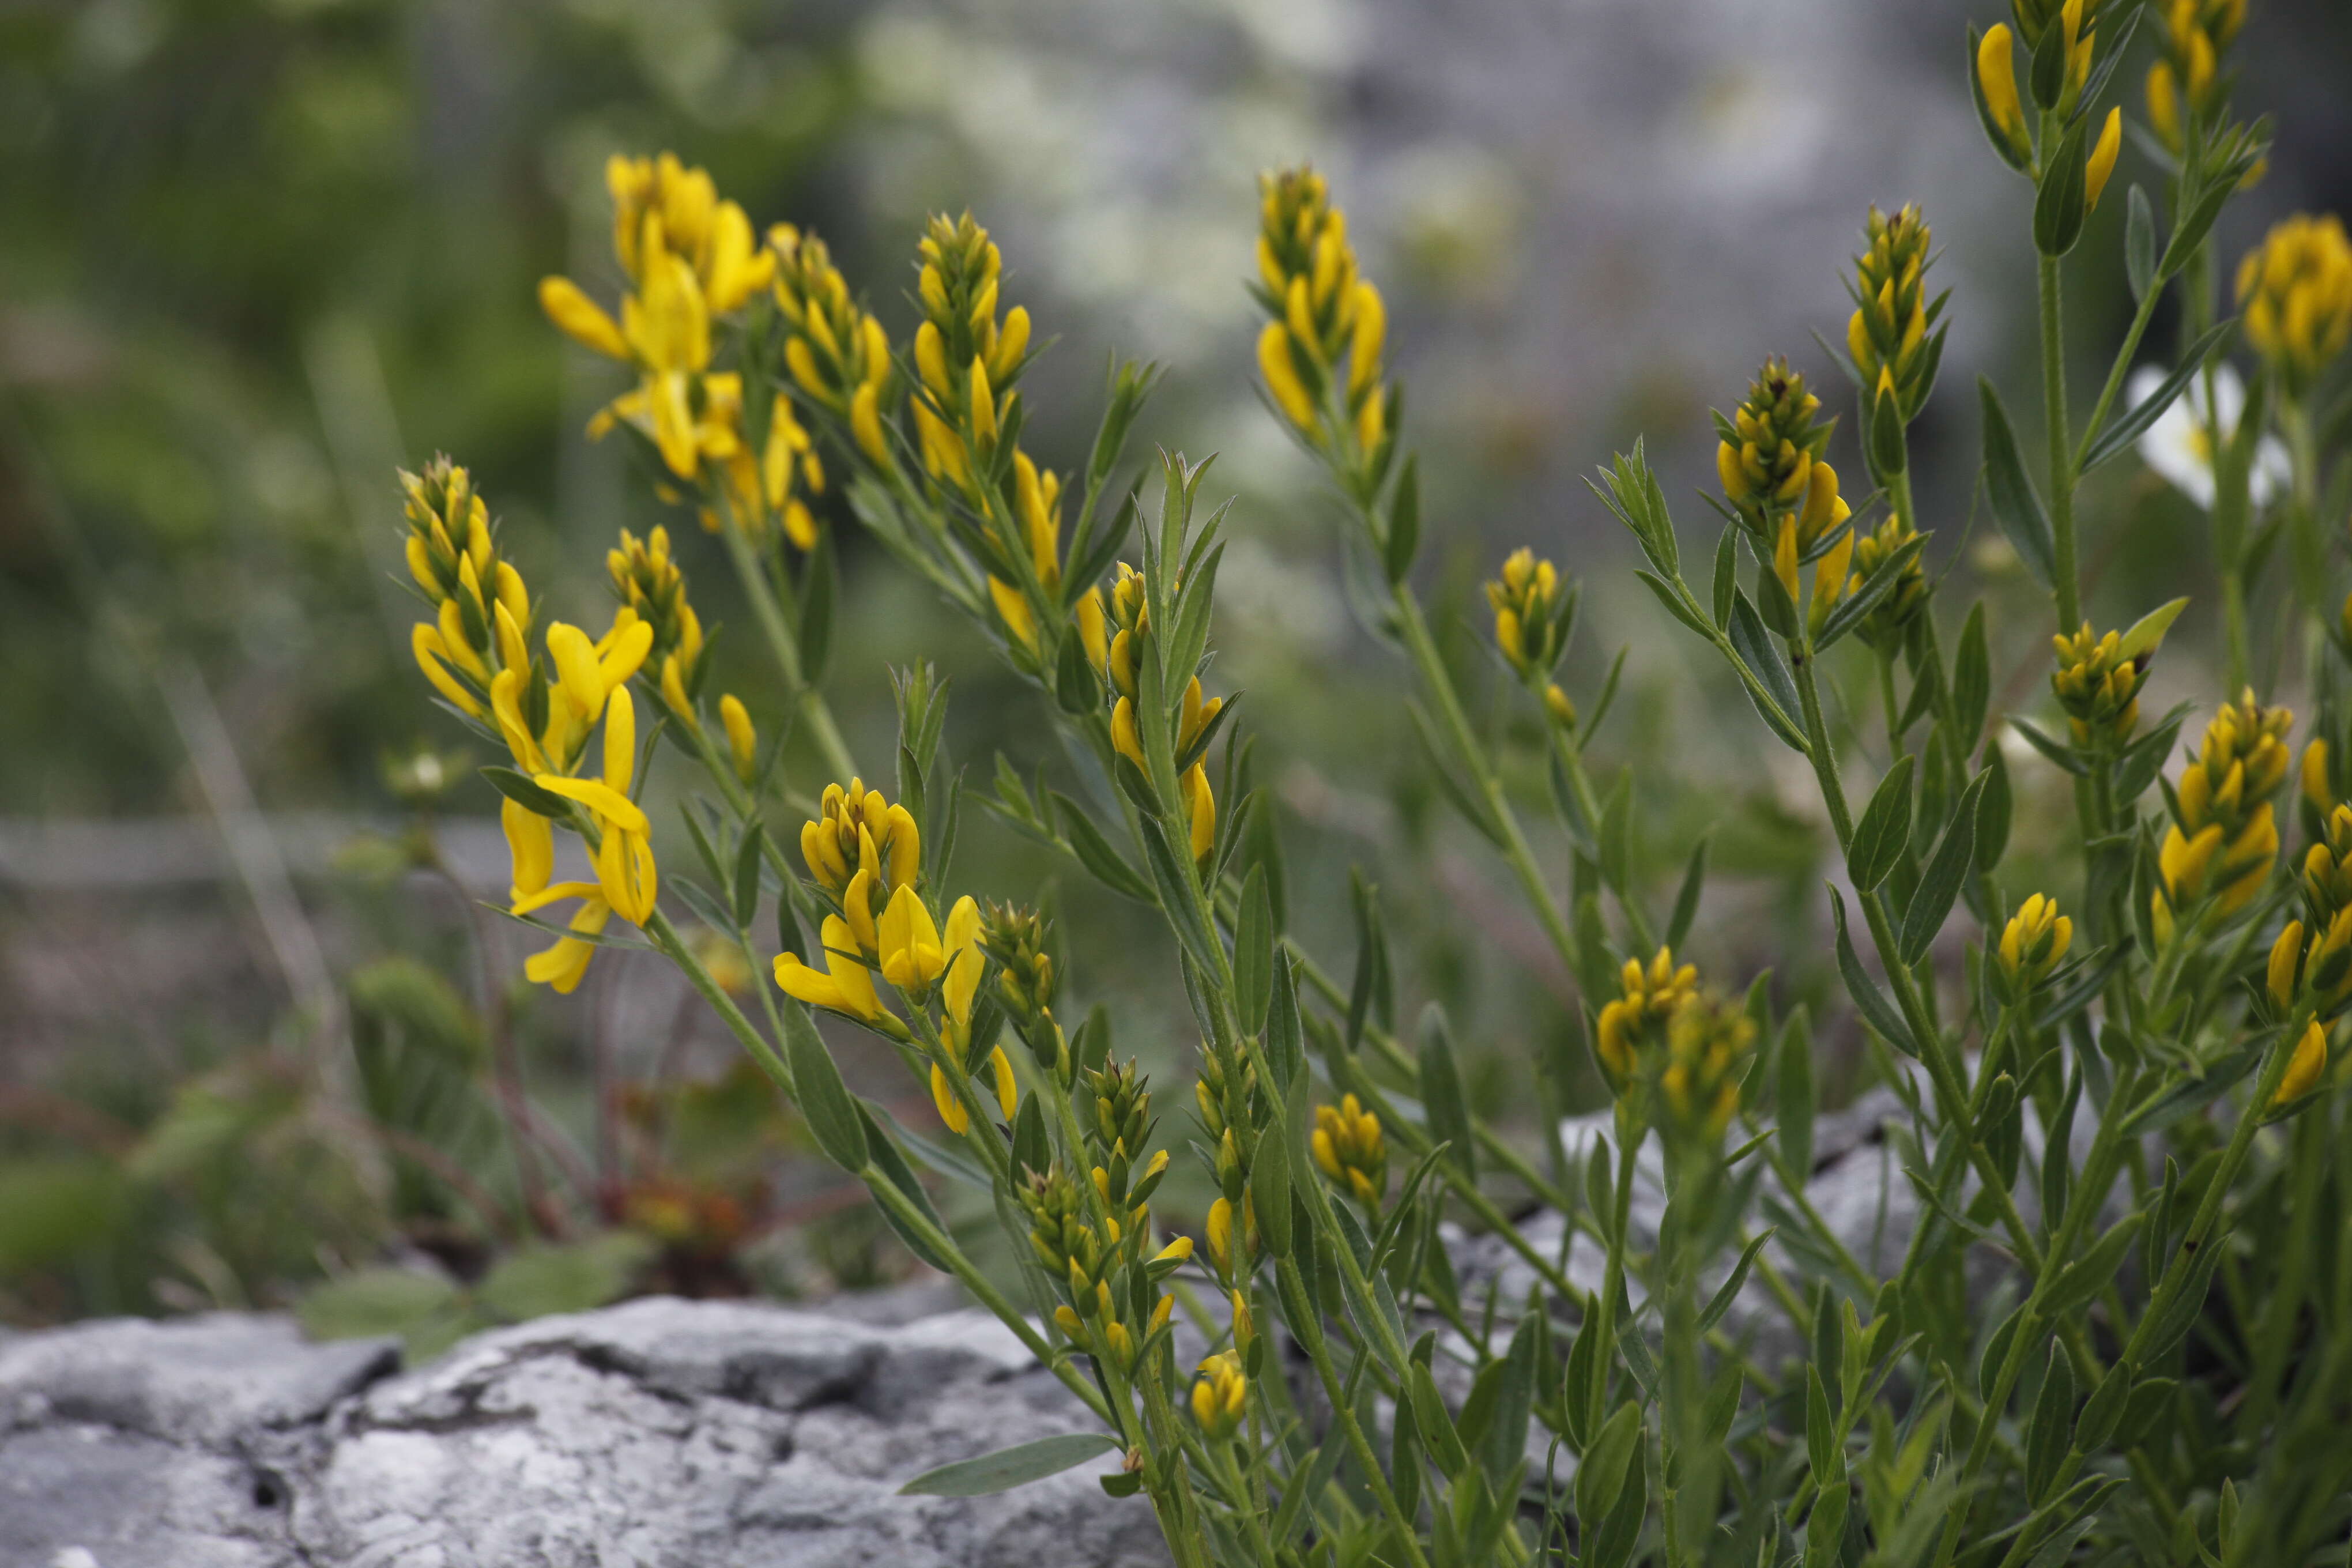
[[1656, 992, 1757, 1144], [1974, 12, 2121, 212], [1714, 359, 1855, 625], [1844, 514, 1928, 650], [1593, 947, 1701, 1085], [2274, 804, 2352, 1017], [979, 902, 1062, 1062], [1252, 166, 1389, 479], [541, 153, 824, 548], [2153, 692, 2290, 945], [2236, 214, 2352, 397], [404, 458, 530, 724], [606, 526, 718, 723], [1083, 1057, 1166, 1228], [2051, 623, 2151, 749], [1846, 205, 1944, 428], [770, 224, 895, 465], [2146, 0, 2247, 154], [401, 461, 662, 993], [899, 214, 1073, 661], [1199, 1043, 1272, 1280], [909, 212, 1031, 499], [1080, 563, 1222, 864], [1310, 1094, 1388, 1209], [1486, 548, 1577, 725], [1019, 1162, 1184, 1373], [1190, 1352, 1249, 1442], [773, 779, 937, 1038], [1993, 894, 2074, 1003]]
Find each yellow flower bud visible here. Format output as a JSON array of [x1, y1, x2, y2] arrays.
[[2085, 107, 2122, 213], [1978, 25, 2028, 155], [2275, 1019, 2328, 1106]]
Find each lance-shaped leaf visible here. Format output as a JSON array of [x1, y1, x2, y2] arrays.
[[782, 1001, 868, 1174], [898, 1433, 1121, 1497], [1830, 887, 1917, 1058], [1980, 378, 2056, 588], [1899, 770, 1989, 966], [1849, 755, 1916, 892]]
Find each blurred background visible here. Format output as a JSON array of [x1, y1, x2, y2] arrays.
[[2, 0, 2347, 1332]]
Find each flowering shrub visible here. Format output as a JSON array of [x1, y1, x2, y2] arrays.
[[389, 5, 2352, 1565]]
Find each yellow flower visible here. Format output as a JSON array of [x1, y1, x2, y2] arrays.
[[797, 778, 921, 900], [1659, 993, 1756, 1141], [1311, 1094, 1388, 1208], [2237, 214, 2352, 394], [1595, 947, 1700, 1081], [2153, 691, 2290, 941], [774, 913, 885, 1024], [2085, 108, 2123, 214], [604, 151, 774, 309], [1995, 893, 2073, 999], [1486, 548, 1565, 682], [1250, 167, 1388, 472], [719, 695, 757, 785], [2275, 1020, 2329, 1106], [1846, 204, 1936, 409], [1976, 25, 2029, 160], [1191, 1352, 1248, 1441], [2051, 621, 2157, 749], [502, 797, 554, 905], [533, 686, 658, 927]]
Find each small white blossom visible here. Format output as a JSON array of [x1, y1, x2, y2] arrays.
[[2127, 362, 2291, 511]]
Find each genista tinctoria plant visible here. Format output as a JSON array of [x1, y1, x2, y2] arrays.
[[383, 5, 2352, 1555]]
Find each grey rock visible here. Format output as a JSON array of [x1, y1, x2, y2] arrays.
[[0, 1299, 1166, 1568]]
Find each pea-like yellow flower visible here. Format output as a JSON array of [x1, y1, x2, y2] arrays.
[[2275, 1019, 2330, 1107], [1595, 947, 1700, 1082], [1995, 893, 2073, 1001], [1311, 1094, 1388, 1208], [774, 913, 885, 1024], [719, 695, 757, 785], [2152, 691, 2290, 944], [1191, 1352, 1248, 1441], [797, 778, 921, 900], [770, 224, 895, 463], [1659, 992, 1757, 1143], [533, 686, 658, 927], [1976, 25, 2030, 162], [1487, 548, 1566, 683], [2236, 214, 2352, 395], [2085, 108, 2123, 212]]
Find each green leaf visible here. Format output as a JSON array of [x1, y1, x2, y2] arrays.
[[1384, 455, 1421, 585], [1418, 1004, 1477, 1183], [1900, 771, 1989, 966], [2011, 717, 2089, 775], [1727, 592, 1810, 754], [898, 1433, 1121, 1497], [1701, 1228, 1778, 1333], [2033, 119, 2090, 256], [799, 522, 838, 682], [1829, 888, 1917, 1058], [1711, 522, 1739, 629], [1805, 1364, 1843, 1483], [1266, 953, 1305, 1094], [2025, 1339, 2074, 1503], [1574, 1401, 1644, 1528], [2116, 595, 2190, 660], [1234, 865, 1273, 1036], [781, 1000, 869, 1173], [480, 764, 571, 819], [1050, 792, 1156, 904], [1251, 1121, 1294, 1258], [1635, 567, 1715, 640], [1980, 378, 2056, 589], [1477, 1311, 1541, 1486], [732, 822, 766, 932], [1411, 1361, 1472, 1478], [2082, 323, 2238, 475], [862, 1100, 956, 1269], [1849, 754, 1916, 892], [1953, 602, 1989, 749], [2045, 1212, 2144, 1316], [478, 1233, 654, 1323], [1665, 834, 1709, 951], [297, 1266, 463, 1345], [1869, 375, 1909, 477], [2125, 184, 2157, 303]]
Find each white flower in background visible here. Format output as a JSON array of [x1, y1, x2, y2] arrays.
[[2127, 362, 2291, 510]]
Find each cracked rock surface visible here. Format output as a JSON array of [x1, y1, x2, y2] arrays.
[[1, 1298, 1164, 1568], [2, 1099, 1948, 1567]]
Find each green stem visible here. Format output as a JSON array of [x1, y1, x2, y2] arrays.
[[2075, 275, 2167, 473], [2039, 248, 2082, 634], [1280, 1257, 1437, 1568], [714, 515, 860, 785], [1391, 586, 1584, 979]]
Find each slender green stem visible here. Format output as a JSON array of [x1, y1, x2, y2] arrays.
[[2075, 276, 2167, 473], [1280, 1258, 1437, 1568], [1391, 586, 1583, 978], [714, 515, 860, 784], [2039, 248, 2082, 634]]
